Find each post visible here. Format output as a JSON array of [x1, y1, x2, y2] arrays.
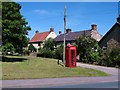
[[63, 6, 66, 67]]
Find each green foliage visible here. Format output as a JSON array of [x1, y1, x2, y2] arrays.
[[2, 2, 31, 54], [54, 44, 63, 60], [1, 43, 15, 55], [76, 36, 100, 63], [37, 44, 63, 60], [44, 38, 54, 51], [37, 48, 55, 58], [101, 48, 120, 68], [23, 49, 30, 56], [2, 43, 14, 51], [28, 44, 37, 52]]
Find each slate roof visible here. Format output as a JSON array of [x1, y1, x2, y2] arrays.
[[99, 22, 120, 45], [29, 31, 50, 43], [55, 30, 92, 42]]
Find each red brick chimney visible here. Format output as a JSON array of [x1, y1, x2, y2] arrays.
[[91, 24, 97, 31]]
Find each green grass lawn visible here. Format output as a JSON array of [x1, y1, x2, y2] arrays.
[[1, 56, 109, 80]]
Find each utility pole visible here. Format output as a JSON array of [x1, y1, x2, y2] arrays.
[[63, 6, 66, 67]]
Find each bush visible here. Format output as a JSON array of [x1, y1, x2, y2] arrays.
[[107, 48, 120, 68], [76, 36, 100, 63], [37, 45, 63, 60], [44, 38, 54, 51], [23, 49, 30, 56], [28, 44, 37, 52], [98, 48, 120, 68], [54, 45, 63, 60], [37, 48, 55, 58]]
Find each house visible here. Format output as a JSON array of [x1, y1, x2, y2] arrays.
[[55, 24, 102, 46], [99, 16, 120, 50], [29, 27, 56, 51]]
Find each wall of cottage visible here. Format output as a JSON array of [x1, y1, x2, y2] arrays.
[[99, 24, 120, 50], [46, 32, 56, 40], [91, 30, 102, 41]]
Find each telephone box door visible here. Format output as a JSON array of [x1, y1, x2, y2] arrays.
[[65, 44, 76, 68]]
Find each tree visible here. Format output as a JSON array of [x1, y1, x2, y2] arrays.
[[2, 2, 31, 54], [54, 44, 63, 60], [76, 36, 100, 63], [43, 38, 54, 51], [28, 44, 37, 52]]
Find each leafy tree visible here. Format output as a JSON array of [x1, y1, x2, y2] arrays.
[[2, 2, 31, 54], [76, 36, 100, 63], [54, 44, 63, 60], [28, 44, 37, 52], [44, 38, 54, 51]]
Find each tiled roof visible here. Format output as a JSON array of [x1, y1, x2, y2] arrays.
[[55, 30, 91, 42], [29, 31, 50, 43]]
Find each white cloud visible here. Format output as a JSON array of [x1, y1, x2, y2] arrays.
[[33, 10, 48, 14]]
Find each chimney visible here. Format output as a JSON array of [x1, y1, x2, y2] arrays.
[[117, 15, 120, 23], [59, 31, 62, 35], [91, 24, 97, 31], [35, 30, 39, 33], [66, 28, 71, 33], [49, 27, 54, 32]]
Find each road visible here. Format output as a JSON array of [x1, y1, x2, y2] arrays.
[[1, 62, 119, 88]]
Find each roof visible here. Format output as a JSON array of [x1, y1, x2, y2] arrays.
[[29, 31, 50, 43], [55, 30, 91, 42], [99, 22, 120, 44]]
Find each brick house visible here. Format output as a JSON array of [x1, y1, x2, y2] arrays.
[[29, 27, 56, 51], [55, 24, 102, 46], [99, 16, 120, 50]]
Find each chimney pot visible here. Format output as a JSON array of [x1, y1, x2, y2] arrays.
[[91, 24, 97, 31], [66, 28, 71, 33], [35, 30, 39, 33], [59, 31, 62, 35], [50, 27, 54, 32], [117, 15, 120, 23]]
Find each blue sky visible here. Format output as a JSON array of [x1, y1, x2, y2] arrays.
[[19, 2, 118, 39]]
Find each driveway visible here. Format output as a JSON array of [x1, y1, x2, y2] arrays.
[[1, 62, 119, 88]]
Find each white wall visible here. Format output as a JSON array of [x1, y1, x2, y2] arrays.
[[91, 30, 102, 41], [46, 32, 56, 39]]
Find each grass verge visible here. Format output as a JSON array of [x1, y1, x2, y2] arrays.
[[1, 56, 109, 80]]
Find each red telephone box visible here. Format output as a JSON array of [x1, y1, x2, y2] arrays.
[[65, 44, 77, 68]]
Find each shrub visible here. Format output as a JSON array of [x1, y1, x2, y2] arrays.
[[28, 44, 37, 52], [108, 48, 120, 68], [54, 45, 63, 60], [76, 36, 100, 63], [23, 49, 30, 56], [37, 48, 55, 58], [44, 38, 55, 51], [98, 48, 120, 68]]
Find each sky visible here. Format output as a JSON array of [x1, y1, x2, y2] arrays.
[[19, 2, 119, 39]]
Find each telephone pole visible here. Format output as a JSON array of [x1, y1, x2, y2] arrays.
[[63, 6, 66, 67]]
